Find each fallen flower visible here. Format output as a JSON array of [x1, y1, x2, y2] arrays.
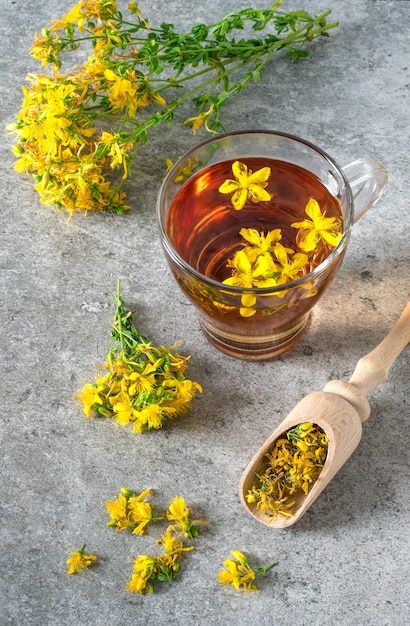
[[218, 549, 277, 594], [66, 544, 97, 575]]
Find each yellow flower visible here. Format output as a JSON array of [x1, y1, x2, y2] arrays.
[[128, 501, 157, 535], [222, 249, 279, 317], [74, 382, 104, 417], [66, 545, 97, 574], [105, 491, 129, 528], [184, 104, 218, 135], [135, 404, 176, 432], [239, 227, 283, 264], [127, 543, 186, 594], [30, 33, 62, 68], [218, 550, 277, 594], [105, 487, 157, 533], [166, 495, 190, 524], [99, 131, 133, 179], [218, 160, 272, 210], [127, 555, 158, 594], [274, 242, 309, 284], [127, 572, 152, 595], [62, 3, 86, 32], [161, 378, 203, 414], [132, 554, 158, 576], [217, 550, 258, 594], [113, 395, 136, 426], [166, 495, 207, 540], [156, 528, 194, 556], [128, 367, 156, 395], [156, 528, 182, 554], [104, 68, 142, 116], [224, 250, 274, 289], [291, 198, 343, 252]]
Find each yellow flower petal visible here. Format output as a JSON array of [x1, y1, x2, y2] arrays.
[[230, 550, 248, 565], [218, 179, 240, 194], [238, 227, 263, 246], [321, 229, 342, 247], [247, 166, 271, 185], [231, 160, 249, 185], [297, 230, 319, 252], [305, 197, 321, 220], [241, 293, 256, 308], [248, 184, 271, 202], [231, 187, 248, 211]]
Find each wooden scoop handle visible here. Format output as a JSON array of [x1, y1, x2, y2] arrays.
[[324, 298, 410, 422], [348, 298, 410, 397]]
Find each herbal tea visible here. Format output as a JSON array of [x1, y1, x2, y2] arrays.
[[158, 130, 386, 359], [166, 158, 343, 325]]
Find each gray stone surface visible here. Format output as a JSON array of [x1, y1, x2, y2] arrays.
[[1, 1, 409, 624]]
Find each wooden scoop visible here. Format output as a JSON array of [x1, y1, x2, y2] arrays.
[[239, 298, 410, 528]]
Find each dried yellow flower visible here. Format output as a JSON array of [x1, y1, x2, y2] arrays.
[[246, 422, 329, 519]]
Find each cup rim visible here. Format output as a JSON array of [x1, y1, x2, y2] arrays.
[[157, 129, 353, 294]]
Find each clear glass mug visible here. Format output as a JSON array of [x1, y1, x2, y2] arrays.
[[157, 130, 388, 360]]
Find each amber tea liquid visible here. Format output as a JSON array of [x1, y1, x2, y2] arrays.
[[167, 158, 343, 282], [165, 157, 344, 357]]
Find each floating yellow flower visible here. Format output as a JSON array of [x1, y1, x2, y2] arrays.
[[218, 160, 272, 210], [239, 227, 283, 264], [273, 242, 309, 285], [223, 248, 279, 317], [219, 213, 340, 317], [291, 198, 343, 252], [66, 545, 97, 574], [224, 250, 278, 288], [218, 550, 276, 594]]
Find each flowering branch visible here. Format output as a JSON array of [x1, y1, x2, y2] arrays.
[[74, 279, 202, 433], [8, 0, 337, 218]]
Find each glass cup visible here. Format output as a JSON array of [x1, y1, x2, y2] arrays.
[[157, 130, 387, 360]]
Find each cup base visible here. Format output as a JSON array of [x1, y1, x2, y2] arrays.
[[200, 315, 310, 361]]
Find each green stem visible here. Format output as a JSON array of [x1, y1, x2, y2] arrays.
[[115, 278, 125, 352], [257, 561, 278, 577], [111, 279, 150, 355]]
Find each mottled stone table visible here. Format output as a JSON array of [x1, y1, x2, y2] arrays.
[[1, 1, 409, 624]]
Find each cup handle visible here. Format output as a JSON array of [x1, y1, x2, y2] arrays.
[[342, 157, 388, 223]]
